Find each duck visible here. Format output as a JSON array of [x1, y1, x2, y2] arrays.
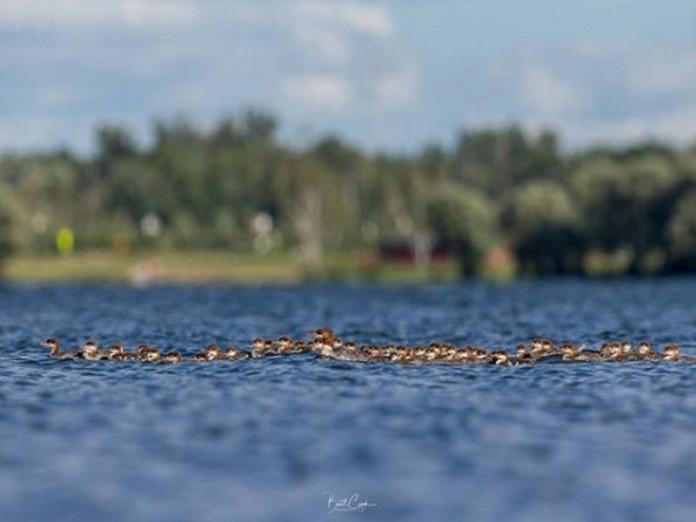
[[194, 344, 222, 361], [635, 341, 659, 361], [225, 346, 250, 360], [600, 342, 623, 361], [560, 343, 601, 362], [530, 337, 558, 357], [314, 337, 353, 360], [490, 350, 511, 366], [619, 341, 636, 360], [250, 337, 268, 358], [366, 345, 384, 362], [311, 339, 334, 358], [80, 340, 104, 361], [333, 341, 363, 362], [662, 344, 680, 361], [107, 344, 126, 361], [136, 344, 154, 361], [472, 347, 491, 363], [41, 337, 76, 360], [513, 344, 534, 364], [145, 348, 162, 363], [273, 336, 296, 355], [205, 344, 223, 361], [163, 351, 183, 363], [313, 327, 335, 345]]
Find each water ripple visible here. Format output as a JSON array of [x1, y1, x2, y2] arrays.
[[1, 280, 696, 521]]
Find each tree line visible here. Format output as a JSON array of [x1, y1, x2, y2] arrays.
[[1, 110, 695, 276]]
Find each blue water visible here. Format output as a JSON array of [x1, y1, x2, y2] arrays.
[[1, 280, 696, 522]]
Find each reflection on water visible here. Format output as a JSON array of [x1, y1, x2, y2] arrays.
[[1, 280, 695, 522]]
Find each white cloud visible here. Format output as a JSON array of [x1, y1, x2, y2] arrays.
[[627, 51, 696, 96], [282, 74, 351, 112], [286, 1, 396, 67], [0, 0, 196, 31], [290, 1, 394, 39], [521, 66, 586, 114]]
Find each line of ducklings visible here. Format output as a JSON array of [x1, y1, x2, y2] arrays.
[[42, 328, 688, 366]]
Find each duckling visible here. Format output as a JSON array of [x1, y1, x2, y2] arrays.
[[413, 347, 428, 362], [163, 351, 183, 363], [136, 344, 154, 361], [530, 338, 556, 358], [145, 348, 162, 363], [473, 347, 491, 363], [395, 347, 416, 364], [80, 340, 103, 361], [662, 344, 680, 362], [250, 337, 267, 358], [194, 344, 222, 361], [514, 344, 533, 364], [311, 339, 334, 358], [619, 341, 638, 360], [636, 341, 660, 361], [560, 344, 599, 362], [336, 341, 361, 362], [531, 337, 544, 354], [273, 336, 296, 355], [490, 350, 511, 366], [205, 344, 223, 361], [366, 345, 383, 362], [443, 346, 459, 363], [600, 342, 624, 361], [225, 346, 250, 360], [41, 337, 76, 360], [107, 344, 126, 361]]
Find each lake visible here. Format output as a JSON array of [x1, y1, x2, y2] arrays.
[[1, 280, 695, 521]]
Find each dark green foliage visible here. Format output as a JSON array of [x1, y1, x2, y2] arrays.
[[0, 111, 695, 276]]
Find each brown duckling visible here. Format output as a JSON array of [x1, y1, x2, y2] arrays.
[[473, 347, 490, 363], [250, 337, 269, 358], [42, 337, 76, 360], [107, 344, 126, 361], [205, 344, 223, 361], [311, 339, 334, 358], [145, 348, 162, 363], [662, 344, 680, 362], [194, 344, 222, 361], [560, 344, 586, 362], [163, 351, 183, 363], [225, 346, 250, 360], [514, 344, 533, 364], [490, 350, 511, 366], [636, 341, 660, 361], [366, 345, 383, 362], [80, 340, 103, 361], [136, 344, 154, 361], [273, 336, 296, 354]]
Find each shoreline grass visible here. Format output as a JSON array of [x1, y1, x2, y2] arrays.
[[2, 251, 461, 284]]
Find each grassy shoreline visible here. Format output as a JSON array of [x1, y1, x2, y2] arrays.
[[2, 251, 461, 284]]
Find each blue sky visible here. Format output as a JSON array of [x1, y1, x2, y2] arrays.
[[1, 0, 695, 153]]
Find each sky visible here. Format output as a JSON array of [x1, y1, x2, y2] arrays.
[[1, 0, 695, 153]]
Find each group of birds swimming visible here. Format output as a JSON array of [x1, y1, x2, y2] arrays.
[[42, 328, 689, 366]]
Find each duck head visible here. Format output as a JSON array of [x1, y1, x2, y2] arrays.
[[42, 337, 61, 356]]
